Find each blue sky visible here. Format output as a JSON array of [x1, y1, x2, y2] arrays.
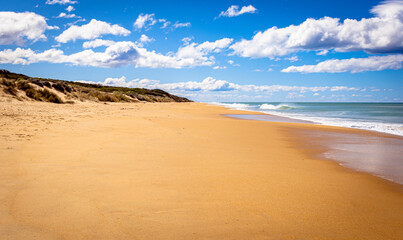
[[0, 0, 402, 102]]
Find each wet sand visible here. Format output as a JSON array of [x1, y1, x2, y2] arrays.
[[0, 99, 402, 240], [227, 113, 403, 185]]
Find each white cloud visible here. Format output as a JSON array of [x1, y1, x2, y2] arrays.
[[135, 34, 154, 47], [173, 22, 191, 28], [82, 39, 115, 48], [330, 86, 360, 91], [218, 5, 257, 18], [65, 18, 86, 27], [231, 1, 403, 58], [281, 54, 403, 73], [0, 12, 55, 45], [160, 19, 171, 29], [56, 12, 80, 18], [0, 38, 232, 69], [139, 34, 154, 43], [286, 92, 305, 99], [316, 50, 329, 56], [80, 76, 361, 95], [55, 19, 130, 43], [66, 6, 75, 12], [0, 48, 66, 65], [181, 37, 193, 45], [133, 13, 157, 30], [196, 38, 233, 52], [0, 43, 139, 67], [90, 76, 236, 91], [285, 56, 299, 62], [134, 14, 190, 31], [137, 38, 233, 68], [213, 66, 227, 70], [46, 0, 77, 5]]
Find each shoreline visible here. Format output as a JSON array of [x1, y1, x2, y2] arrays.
[[1, 100, 402, 239], [224, 112, 403, 185], [211, 102, 403, 137]]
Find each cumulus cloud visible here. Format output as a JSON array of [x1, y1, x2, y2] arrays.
[[96, 76, 236, 91], [281, 54, 403, 73], [0, 12, 56, 45], [46, 0, 77, 5], [316, 50, 329, 56], [231, 1, 403, 58], [218, 5, 257, 18], [81, 76, 361, 95], [56, 12, 80, 18], [133, 13, 157, 30], [1, 42, 139, 68], [82, 39, 115, 48], [136, 34, 154, 47], [55, 19, 131, 43], [196, 38, 233, 52], [285, 56, 299, 62], [66, 6, 75, 12], [0, 38, 233, 68], [134, 13, 191, 31], [137, 38, 233, 68]]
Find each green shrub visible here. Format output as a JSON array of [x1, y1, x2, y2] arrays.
[[30, 79, 44, 87], [41, 89, 63, 103], [0, 78, 16, 88], [17, 81, 32, 91], [96, 93, 119, 102], [3, 85, 17, 95], [24, 88, 63, 103], [25, 88, 41, 100], [52, 82, 65, 92]]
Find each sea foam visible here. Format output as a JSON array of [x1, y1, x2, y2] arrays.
[[260, 103, 296, 110], [212, 102, 403, 137]]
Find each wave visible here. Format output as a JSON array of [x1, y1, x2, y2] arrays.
[[210, 102, 403, 136], [259, 103, 296, 110], [210, 102, 250, 110], [261, 110, 403, 136]]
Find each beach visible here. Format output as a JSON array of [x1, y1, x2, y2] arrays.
[[0, 100, 402, 240]]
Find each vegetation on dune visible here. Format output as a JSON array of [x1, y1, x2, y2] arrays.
[[0, 69, 191, 104]]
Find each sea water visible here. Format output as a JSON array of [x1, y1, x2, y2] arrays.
[[213, 102, 403, 136]]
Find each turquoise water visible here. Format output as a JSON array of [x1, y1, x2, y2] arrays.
[[213, 102, 403, 136]]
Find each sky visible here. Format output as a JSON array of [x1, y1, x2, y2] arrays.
[[0, 0, 402, 102]]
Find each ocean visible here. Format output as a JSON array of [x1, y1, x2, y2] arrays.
[[213, 102, 403, 136]]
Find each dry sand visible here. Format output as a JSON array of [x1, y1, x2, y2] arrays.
[[0, 99, 402, 240]]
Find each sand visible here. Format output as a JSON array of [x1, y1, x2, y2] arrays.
[[0, 99, 402, 240]]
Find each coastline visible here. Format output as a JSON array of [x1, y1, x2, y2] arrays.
[[212, 102, 403, 137], [0, 100, 402, 239], [225, 112, 403, 185]]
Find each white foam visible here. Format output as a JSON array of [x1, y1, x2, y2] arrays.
[[210, 102, 251, 110], [260, 103, 296, 110], [261, 110, 403, 136], [210, 102, 403, 137]]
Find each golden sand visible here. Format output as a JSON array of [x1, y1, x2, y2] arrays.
[[0, 100, 402, 239]]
